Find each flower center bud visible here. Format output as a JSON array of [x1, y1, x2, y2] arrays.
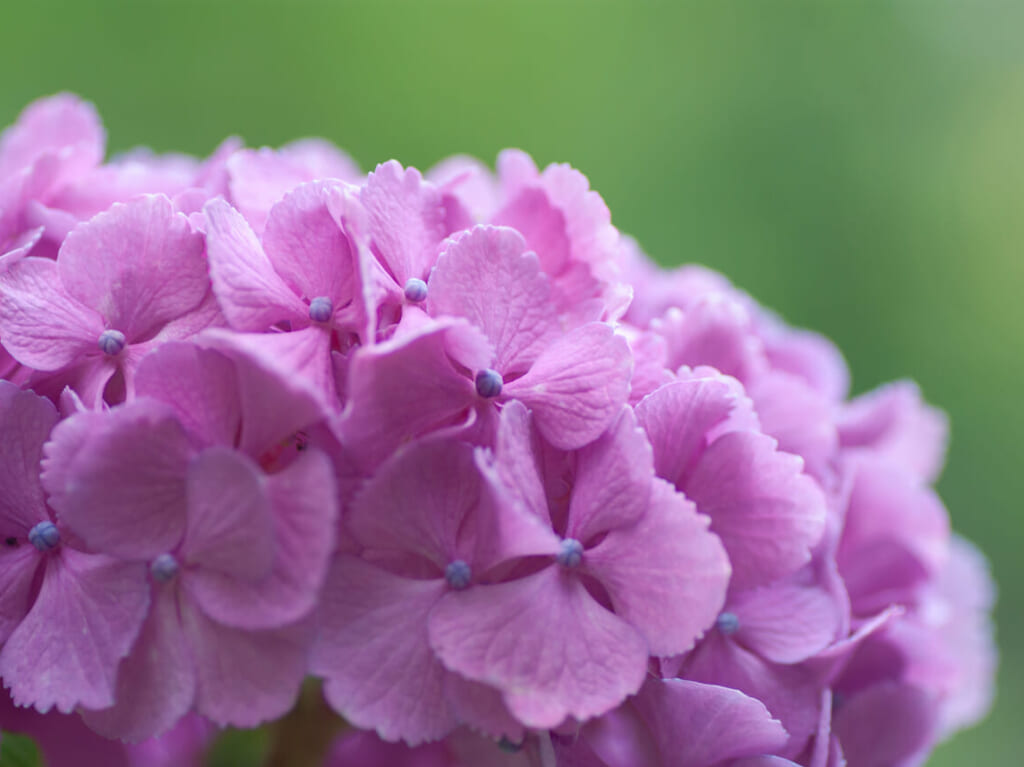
[[28, 521, 60, 552], [97, 329, 126, 356], [716, 611, 740, 635], [498, 737, 523, 753], [556, 538, 584, 569], [308, 296, 334, 323], [403, 277, 428, 303], [150, 553, 180, 583], [445, 559, 472, 590], [475, 368, 503, 398]]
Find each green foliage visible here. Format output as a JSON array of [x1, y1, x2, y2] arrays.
[[0, 733, 42, 767]]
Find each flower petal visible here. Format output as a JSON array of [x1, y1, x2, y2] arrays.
[[429, 566, 648, 729], [312, 557, 455, 744], [0, 382, 56, 535]]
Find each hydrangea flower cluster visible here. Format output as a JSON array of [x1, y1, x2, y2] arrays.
[[0, 94, 995, 767]]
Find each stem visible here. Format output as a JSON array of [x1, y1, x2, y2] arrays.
[[264, 680, 346, 767]]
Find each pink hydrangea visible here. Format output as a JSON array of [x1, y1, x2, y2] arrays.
[[0, 94, 996, 767]]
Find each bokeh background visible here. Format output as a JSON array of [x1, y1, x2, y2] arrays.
[[1, 1, 1020, 764]]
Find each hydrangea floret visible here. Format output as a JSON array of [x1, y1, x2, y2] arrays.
[[0, 94, 997, 767]]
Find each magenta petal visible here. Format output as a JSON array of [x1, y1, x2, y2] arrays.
[[631, 679, 789, 767], [361, 161, 449, 285], [42, 401, 192, 560], [81, 587, 195, 743], [57, 195, 207, 340], [337, 319, 477, 470], [0, 382, 56, 534], [428, 226, 558, 373], [0, 547, 39, 643], [181, 447, 274, 580], [686, 431, 827, 590], [566, 407, 654, 540], [584, 479, 730, 656], [503, 322, 631, 450], [186, 449, 337, 629], [262, 180, 358, 309], [429, 566, 648, 729], [635, 376, 745, 489], [491, 401, 550, 523], [443, 674, 525, 742], [833, 683, 937, 767], [0, 549, 149, 713], [0, 93, 104, 179], [312, 557, 455, 744], [0, 256, 103, 369], [181, 599, 308, 728], [203, 198, 308, 330], [730, 582, 843, 664]]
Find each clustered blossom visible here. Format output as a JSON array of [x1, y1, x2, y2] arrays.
[[0, 94, 996, 767]]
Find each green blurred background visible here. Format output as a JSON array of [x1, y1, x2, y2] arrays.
[[1, 1, 1020, 764]]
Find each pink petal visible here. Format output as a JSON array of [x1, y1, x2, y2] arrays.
[[57, 195, 207, 340], [135, 342, 242, 448], [631, 679, 789, 767], [838, 380, 948, 483], [686, 431, 827, 590], [262, 180, 359, 311], [203, 198, 308, 330], [443, 674, 526, 742], [0, 547, 39, 644], [833, 683, 937, 767], [428, 566, 648, 729], [336, 319, 479, 470], [566, 407, 654, 540], [503, 322, 631, 450], [635, 376, 745, 490], [312, 557, 456, 744], [428, 226, 559, 373], [584, 479, 730, 656], [185, 449, 337, 629], [0, 256, 103, 369], [42, 401, 192, 560], [181, 447, 274, 581], [0, 549, 149, 713], [730, 581, 844, 664], [181, 599, 309, 728], [361, 161, 449, 286], [492, 187, 571, 276], [0, 93, 104, 180], [0, 382, 56, 534], [80, 587, 195, 742], [491, 401, 550, 523]]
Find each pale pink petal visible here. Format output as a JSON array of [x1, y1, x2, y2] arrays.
[[566, 407, 653, 540], [654, 296, 766, 382], [0, 93, 104, 179], [503, 322, 631, 450], [312, 557, 456, 744], [42, 401, 192, 560], [584, 479, 730, 656], [491, 401, 550, 524], [429, 566, 648, 729], [0, 549, 149, 713], [57, 195, 207, 340], [635, 376, 745, 490], [838, 380, 948, 483], [181, 447, 274, 581], [181, 600, 309, 728], [428, 226, 559, 373], [185, 449, 337, 629], [0, 226, 43, 270], [686, 432, 827, 590], [631, 679, 789, 767], [81, 587, 195, 743], [203, 198, 308, 330], [0, 256, 103, 369], [0, 382, 56, 534], [760, 322, 850, 403], [491, 187, 570, 276], [361, 161, 449, 285]]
